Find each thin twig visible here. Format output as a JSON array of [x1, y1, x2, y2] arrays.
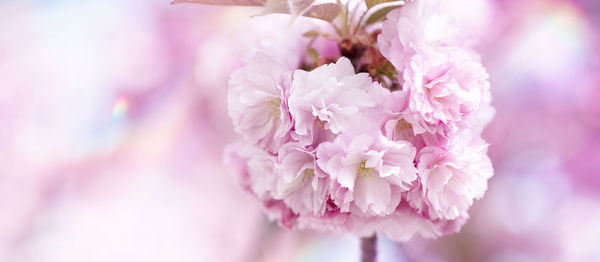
[[360, 235, 377, 262]]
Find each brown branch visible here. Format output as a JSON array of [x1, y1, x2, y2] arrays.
[[360, 234, 377, 262]]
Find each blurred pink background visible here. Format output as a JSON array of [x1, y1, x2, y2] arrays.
[[1, 0, 599, 261]]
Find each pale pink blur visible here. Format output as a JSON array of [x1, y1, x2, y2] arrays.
[[1, 0, 599, 261]]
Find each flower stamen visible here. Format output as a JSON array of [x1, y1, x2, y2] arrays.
[[301, 168, 315, 183], [266, 98, 281, 118], [395, 118, 413, 138], [357, 160, 375, 179]]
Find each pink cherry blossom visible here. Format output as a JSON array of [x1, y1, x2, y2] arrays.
[[228, 52, 293, 153], [412, 131, 494, 220], [294, 203, 466, 241], [274, 143, 329, 216], [316, 133, 417, 216], [222, 0, 496, 242], [402, 51, 491, 128], [224, 143, 298, 228], [378, 0, 459, 72], [288, 57, 376, 147], [358, 205, 467, 241], [378, 89, 449, 149], [223, 143, 277, 202]]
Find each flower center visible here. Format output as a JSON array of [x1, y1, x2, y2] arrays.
[[426, 86, 441, 102], [301, 168, 315, 183], [357, 160, 375, 179], [266, 98, 281, 118], [316, 119, 327, 130], [395, 118, 413, 138]]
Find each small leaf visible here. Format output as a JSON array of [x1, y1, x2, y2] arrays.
[[288, 0, 314, 18], [364, 1, 403, 25], [176, 0, 339, 22], [307, 48, 319, 61], [365, 0, 397, 9], [302, 3, 339, 22], [171, 0, 265, 6], [303, 30, 321, 37], [260, 0, 339, 22], [261, 0, 314, 20], [322, 33, 341, 41]]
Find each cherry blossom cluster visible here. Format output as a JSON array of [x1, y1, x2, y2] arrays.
[[224, 0, 494, 241]]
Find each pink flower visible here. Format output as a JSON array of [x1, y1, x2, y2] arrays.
[[288, 57, 376, 147], [295, 204, 465, 241], [378, 89, 448, 149], [274, 143, 329, 216], [224, 143, 299, 228], [378, 0, 491, 137], [412, 131, 494, 220], [223, 0, 496, 240], [378, 0, 459, 72], [358, 205, 466, 241], [403, 52, 490, 128], [223, 143, 277, 201], [228, 53, 294, 153], [316, 133, 417, 216]]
